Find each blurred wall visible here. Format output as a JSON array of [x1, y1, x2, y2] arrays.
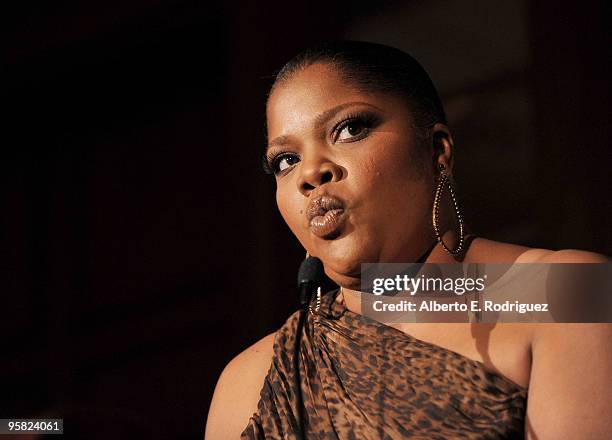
[[344, 0, 610, 251], [1, 1, 609, 439]]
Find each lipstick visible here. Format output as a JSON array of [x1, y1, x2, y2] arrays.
[[306, 195, 347, 239], [309, 208, 346, 238]]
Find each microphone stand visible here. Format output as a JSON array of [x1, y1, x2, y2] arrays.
[[294, 257, 323, 440], [294, 300, 308, 440]]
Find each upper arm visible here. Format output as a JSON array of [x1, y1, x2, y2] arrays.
[[205, 332, 276, 440], [525, 248, 612, 438], [525, 324, 612, 439]]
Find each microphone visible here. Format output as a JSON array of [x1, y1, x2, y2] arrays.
[[297, 257, 324, 308], [294, 256, 324, 439]]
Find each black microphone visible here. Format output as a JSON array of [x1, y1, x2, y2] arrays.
[[297, 257, 324, 308], [294, 256, 324, 439]]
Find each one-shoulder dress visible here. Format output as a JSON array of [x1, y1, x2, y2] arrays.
[[241, 288, 527, 439]]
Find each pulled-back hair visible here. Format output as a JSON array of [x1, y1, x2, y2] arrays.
[[270, 41, 447, 137]]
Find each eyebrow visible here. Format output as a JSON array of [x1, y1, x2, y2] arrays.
[[265, 101, 383, 153]]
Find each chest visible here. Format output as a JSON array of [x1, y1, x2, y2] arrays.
[[387, 322, 533, 389]]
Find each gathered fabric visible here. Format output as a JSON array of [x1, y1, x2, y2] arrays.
[[241, 288, 527, 439]]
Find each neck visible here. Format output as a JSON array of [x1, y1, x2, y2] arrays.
[[337, 232, 474, 313]]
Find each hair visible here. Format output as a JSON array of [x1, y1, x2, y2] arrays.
[[269, 40, 447, 141]]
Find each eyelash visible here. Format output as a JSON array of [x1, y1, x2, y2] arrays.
[[331, 111, 378, 142], [262, 149, 294, 175], [262, 111, 379, 176]]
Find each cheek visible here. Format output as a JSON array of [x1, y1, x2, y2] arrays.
[[361, 154, 382, 183], [357, 146, 413, 191], [354, 143, 430, 214], [276, 184, 304, 235]]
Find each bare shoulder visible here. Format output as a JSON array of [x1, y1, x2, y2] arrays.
[[466, 237, 540, 263], [536, 248, 611, 263], [204, 332, 276, 440], [527, 324, 612, 438], [468, 237, 611, 263]]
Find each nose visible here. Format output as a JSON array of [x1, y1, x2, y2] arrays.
[[297, 151, 343, 196]]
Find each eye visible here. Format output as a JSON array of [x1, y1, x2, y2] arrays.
[[337, 120, 367, 142], [276, 153, 300, 172], [263, 151, 300, 175], [333, 112, 379, 143]]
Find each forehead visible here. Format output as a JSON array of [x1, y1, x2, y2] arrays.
[[266, 63, 407, 138]]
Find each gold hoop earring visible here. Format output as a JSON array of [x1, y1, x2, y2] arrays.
[[432, 164, 465, 255]]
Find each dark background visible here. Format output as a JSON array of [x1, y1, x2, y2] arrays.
[[1, 0, 609, 438]]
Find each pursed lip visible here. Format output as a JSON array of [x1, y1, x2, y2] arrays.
[[306, 194, 347, 239], [306, 194, 346, 224]]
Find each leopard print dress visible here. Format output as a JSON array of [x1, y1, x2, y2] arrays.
[[241, 288, 527, 439]]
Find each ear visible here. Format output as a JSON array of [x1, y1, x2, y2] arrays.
[[430, 123, 454, 176]]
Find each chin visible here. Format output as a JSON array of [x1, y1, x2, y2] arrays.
[[318, 234, 377, 283]]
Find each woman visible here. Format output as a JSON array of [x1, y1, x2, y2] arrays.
[[205, 41, 611, 439]]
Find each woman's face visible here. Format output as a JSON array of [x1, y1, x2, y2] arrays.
[[266, 63, 439, 288]]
